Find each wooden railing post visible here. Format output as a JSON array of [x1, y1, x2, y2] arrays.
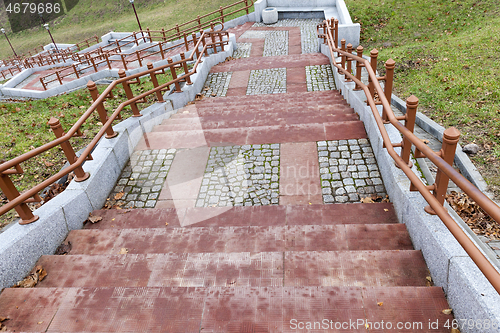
[[220, 6, 224, 23], [118, 69, 142, 117], [48, 117, 90, 182], [183, 33, 189, 52], [120, 54, 128, 70], [334, 19, 339, 49], [136, 50, 143, 67], [87, 81, 118, 138], [168, 58, 182, 92], [340, 39, 346, 72], [367, 48, 378, 102], [0, 170, 39, 225], [244, 0, 249, 14], [400, 95, 418, 166], [383, 58, 396, 122], [72, 64, 80, 78], [147, 62, 165, 102], [180, 53, 192, 85], [354, 45, 363, 90], [425, 127, 461, 215], [192, 33, 200, 59], [346, 43, 353, 82]]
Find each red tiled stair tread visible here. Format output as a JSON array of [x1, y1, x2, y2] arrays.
[[67, 224, 413, 255], [35, 250, 426, 288], [194, 89, 346, 104], [0, 287, 452, 332], [135, 122, 367, 149], [154, 114, 359, 131], [210, 53, 331, 72], [284, 250, 428, 287], [84, 203, 398, 229]]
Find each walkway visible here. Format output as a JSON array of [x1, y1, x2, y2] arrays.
[[0, 19, 453, 332]]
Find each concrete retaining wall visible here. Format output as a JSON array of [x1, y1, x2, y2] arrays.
[[321, 43, 500, 333]]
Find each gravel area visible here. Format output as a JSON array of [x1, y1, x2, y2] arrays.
[[233, 43, 252, 58], [107, 149, 176, 208], [246, 68, 286, 95], [202, 72, 232, 97], [306, 65, 336, 91], [196, 144, 280, 207], [317, 139, 387, 203], [253, 19, 321, 54]]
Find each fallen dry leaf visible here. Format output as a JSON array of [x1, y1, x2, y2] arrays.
[[165, 222, 169, 226], [377, 302, 383, 307], [446, 191, 499, 240], [442, 308, 453, 315], [37, 321, 43, 325], [114, 191, 125, 200], [43, 159, 54, 167], [13, 265, 47, 288], [360, 197, 374, 203], [425, 276, 433, 287], [0, 318, 8, 323], [54, 241, 72, 255], [88, 215, 103, 224], [384, 209, 389, 212], [119, 248, 129, 254], [422, 139, 430, 144], [451, 328, 461, 333]]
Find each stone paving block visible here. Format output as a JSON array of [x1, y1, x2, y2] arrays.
[[318, 139, 388, 204], [233, 43, 252, 58], [196, 144, 280, 207], [246, 68, 286, 95], [202, 72, 232, 97], [106, 149, 176, 209], [305, 64, 335, 91], [253, 19, 322, 54]]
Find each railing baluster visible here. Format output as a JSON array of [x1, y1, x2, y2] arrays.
[[48, 117, 90, 182], [0, 169, 39, 225], [180, 53, 192, 85], [382, 59, 395, 122], [354, 46, 363, 90], [168, 58, 182, 92], [424, 127, 461, 215], [118, 69, 142, 116], [399, 96, 418, 167], [345, 43, 353, 82], [147, 62, 165, 102], [87, 81, 118, 138], [367, 49, 378, 102]]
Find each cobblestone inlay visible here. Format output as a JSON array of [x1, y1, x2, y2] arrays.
[[246, 68, 286, 95], [317, 139, 387, 203], [253, 19, 322, 54], [107, 149, 176, 208], [239, 30, 268, 39], [202, 72, 232, 97], [305, 65, 336, 91], [196, 144, 280, 207], [233, 43, 252, 58], [263, 30, 289, 57]]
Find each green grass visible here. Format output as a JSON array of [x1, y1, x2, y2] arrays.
[[345, 0, 500, 197], [0, 0, 252, 59], [0, 70, 174, 227]]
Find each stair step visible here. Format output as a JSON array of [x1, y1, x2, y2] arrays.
[[155, 114, 359, 131], [85, 204, 399, 229], [194, 90, 345, 105], [67, 224, 413, 255], [36, 250, 427, 288], [0, 286, 452, 332]]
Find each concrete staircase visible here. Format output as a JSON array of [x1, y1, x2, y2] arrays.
[[0, 19, 454, 332], [0, 204, 452, 331]]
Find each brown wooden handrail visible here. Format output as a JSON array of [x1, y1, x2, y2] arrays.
[[319, 19, 500, 293], [0, 27, 228, 221], [37, 0, 252, 89]]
